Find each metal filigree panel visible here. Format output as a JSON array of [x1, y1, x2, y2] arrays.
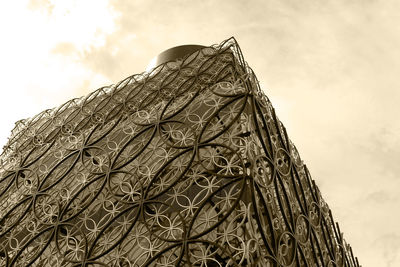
[[0, 38, 360, 266]]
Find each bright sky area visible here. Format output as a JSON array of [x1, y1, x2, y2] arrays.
[[1, 1, 399, 266]]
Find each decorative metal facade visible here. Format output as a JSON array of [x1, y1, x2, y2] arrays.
[[0, 38, 360, 266]]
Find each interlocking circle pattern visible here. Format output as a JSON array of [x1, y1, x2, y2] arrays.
[[0, 38, 360, 266]]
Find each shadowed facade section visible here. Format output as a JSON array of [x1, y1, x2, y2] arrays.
[[0, 38, 360, 266]]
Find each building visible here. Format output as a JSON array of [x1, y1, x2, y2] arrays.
[[0, 38, 360, 266]]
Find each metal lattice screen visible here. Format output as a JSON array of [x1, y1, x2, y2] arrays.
[[0, 38, 360, 266]]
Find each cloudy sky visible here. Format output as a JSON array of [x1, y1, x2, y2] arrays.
[[1, 0, 399, 265]]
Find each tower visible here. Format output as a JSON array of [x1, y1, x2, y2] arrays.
[[0, 38, 360, 266]]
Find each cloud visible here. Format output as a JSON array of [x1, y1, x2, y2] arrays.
[[374, 234, 400, 267], [27, 0, 54, 14], [366, 190, 395, 204], [51, 42, 77, 56]]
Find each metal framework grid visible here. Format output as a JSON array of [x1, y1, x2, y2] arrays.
[[0, 38, 360, 266]]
